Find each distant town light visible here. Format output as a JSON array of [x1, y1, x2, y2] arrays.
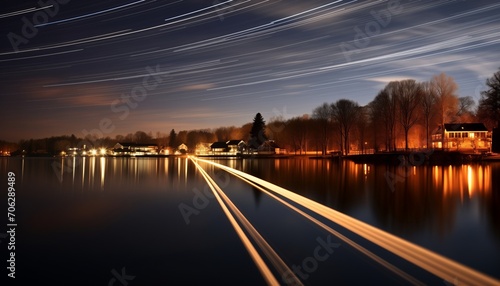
[[100, 148, 106, 155]]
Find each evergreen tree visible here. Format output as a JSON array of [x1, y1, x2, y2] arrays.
[[168, 129, 177, 148], [249, 113, 267, 149]]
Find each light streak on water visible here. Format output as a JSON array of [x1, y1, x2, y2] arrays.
[[218, 163, 424, 285], [191, 158, 282, 286], [195, 158, 500, 286]]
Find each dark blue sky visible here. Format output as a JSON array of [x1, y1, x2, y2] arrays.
[[1, 0, 499, 141]]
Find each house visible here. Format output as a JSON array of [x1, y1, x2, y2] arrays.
[[226, 140, 246, 154], [431, 123, 492, 151], [195, 143, 212, 155], [258, 140, 284, 154], [210, 141, 229, 153], [112, 142, 158, 156], [177, 143, 188, 154]]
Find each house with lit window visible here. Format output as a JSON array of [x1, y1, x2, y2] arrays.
[[226, 140, 246, 154], [112, 142, 158, 156], [431, 123, 492, 151], [210, 141, 230, 154]]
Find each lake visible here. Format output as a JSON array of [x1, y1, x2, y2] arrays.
[[1, 156, 499, 285]]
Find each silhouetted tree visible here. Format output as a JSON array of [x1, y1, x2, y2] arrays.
[[394, 80, 422, 151], [249, 113, 267, 149], [477, 69, 500, 129], [312, 103, 331, 155], [355, 106, 369, 153], [168, 129, 177, 148], [331, 99, 359, 155], [134, 131, 153, 143], [288, 116, 309, 154], [457, 96, 475, 122], [370, 85, 398, 151]]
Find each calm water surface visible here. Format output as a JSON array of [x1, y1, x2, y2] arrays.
[[0, 156, 498, 285]]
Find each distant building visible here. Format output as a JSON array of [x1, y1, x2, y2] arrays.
[[195, 140, 247, 156], [112, 142, 158, 156], [210, 141, 229, 154], [195, 143, 212, 155], [226, 140, 246, 154], [258, 140, 284, 154], [431, 123, 492, 151], [177, 143, 188, 154]]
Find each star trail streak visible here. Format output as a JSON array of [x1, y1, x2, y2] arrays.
[[1, 0, 499, 141]]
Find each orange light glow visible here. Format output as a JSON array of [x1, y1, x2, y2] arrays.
[[196, 158, 500, 286]]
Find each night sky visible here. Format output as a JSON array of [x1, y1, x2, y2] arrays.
[[1, 0, 499, 142]]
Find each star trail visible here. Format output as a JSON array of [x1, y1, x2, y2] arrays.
[[1, 0, 499, 141]]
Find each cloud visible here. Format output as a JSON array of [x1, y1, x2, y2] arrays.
[[365, 76, 418, 84], [178, 83, 216, 91]]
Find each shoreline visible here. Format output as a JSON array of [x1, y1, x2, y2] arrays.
[[4, 151, 499, 164]]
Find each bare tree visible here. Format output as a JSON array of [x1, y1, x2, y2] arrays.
[[420, 81, 437, 149], [312, 103, 331, 155], [370, 84, 398, 151], [457, 96, 475, 122], [331, 99, 359, 155], [430, 73, 459, 148], [477, 69, 500, 129], [394, 80, 422, 151], [355, 106, 370, 153], [287, 116, 309, 154]]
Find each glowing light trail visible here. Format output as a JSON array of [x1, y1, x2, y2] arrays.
[[215, 164, 424, 285], [195, 158, 500, 286], [190, 158, 283, 286]]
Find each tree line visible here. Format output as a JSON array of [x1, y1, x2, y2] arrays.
[[2, 69, 499, 156], [269, 70, 499, 155]]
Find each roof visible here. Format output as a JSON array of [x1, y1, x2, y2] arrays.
[[444, 123, 488, 132], [116, 142, 157, 147], [210, 142, 228, 148], [260, 140, 281, 148]]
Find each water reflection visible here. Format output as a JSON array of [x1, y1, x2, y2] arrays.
[[51, 157, 193, 192], [231, 159, 497, 238]]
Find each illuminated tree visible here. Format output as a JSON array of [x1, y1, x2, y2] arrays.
[[430, 73, 459, 147], [420, 81, 437, 149], [394, 80, 422, 151]]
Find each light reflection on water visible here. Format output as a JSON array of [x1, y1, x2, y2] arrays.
[[1, 156, 499, 283], [219, 158, 500, 277]]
